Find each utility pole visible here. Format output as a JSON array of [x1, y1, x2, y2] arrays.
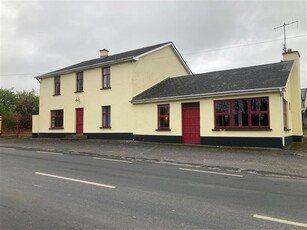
[[274, 21, 298, 53]]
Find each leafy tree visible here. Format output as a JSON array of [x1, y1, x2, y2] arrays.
[[0, 88, 39, 115], [0, 88, 17, 115], [15, 90, 39, 115]]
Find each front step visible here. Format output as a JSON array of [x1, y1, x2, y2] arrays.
[[61, 135, 88, 140]]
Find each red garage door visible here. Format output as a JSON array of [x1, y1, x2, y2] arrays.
[[182, 103, 200, 144]]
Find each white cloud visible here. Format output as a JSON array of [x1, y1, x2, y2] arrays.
[[0, 0, 306, 92]]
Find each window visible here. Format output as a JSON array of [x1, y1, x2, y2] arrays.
[[51, 110, 63, 128], [102, 106, 111, 128], [215, 101, 230, 127], [158, 104, 170, 130], [76, 72, 83, 92], [102, 67, 110, 88], [283, 99, 288, 129], [54, 76, 61, 95], [250, 98, 269, 127], [232, 99, 249, 127], [214, 97, 269, 129]]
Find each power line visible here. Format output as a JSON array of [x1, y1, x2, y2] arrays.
[[1, 34, 306, 77], [183, 34, 306, 55], [0, 73, 41, 77]]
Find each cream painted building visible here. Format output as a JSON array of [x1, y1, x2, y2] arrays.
[[33, 43, 303, 148], [33, 42, 191, 139]]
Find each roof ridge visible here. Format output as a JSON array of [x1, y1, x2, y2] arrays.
[[36, 41, 173, 79], [169, 61, 292, 80]]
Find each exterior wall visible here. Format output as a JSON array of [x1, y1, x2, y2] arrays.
[[37, 63, 135, 135], [32, 115, 39, 134], [132, 46, 190, 95], [283, 52, 303, 137], [134, 92, 282, 138], [34, 45, 189, 137]]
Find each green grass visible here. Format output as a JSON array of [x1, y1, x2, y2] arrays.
[[289, 135, 307, 151], [303, 128, 307, 136]]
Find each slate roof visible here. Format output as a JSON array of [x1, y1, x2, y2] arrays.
[[37, 42, 177, 79], [132, 61, 293, 103]]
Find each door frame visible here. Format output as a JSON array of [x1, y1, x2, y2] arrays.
[[182, 102, 200, 144], [76, 108, 84, 135]]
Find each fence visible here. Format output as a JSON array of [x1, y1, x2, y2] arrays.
[[0, 115, 32, 137]]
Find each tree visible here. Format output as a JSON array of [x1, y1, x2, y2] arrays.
[[15, 90, 39, 115], [0, 88, 17, 115], [0, 88, 39, 115]]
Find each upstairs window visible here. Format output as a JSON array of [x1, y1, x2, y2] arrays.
[[54, 76, 61, 95], [102, 67, 110, 89], [158, 104, 170, 130], [102, 106, 111, 128], [51, 109, 63, 128], [76, 72, 83, 92], [214, 97, 269, 129]]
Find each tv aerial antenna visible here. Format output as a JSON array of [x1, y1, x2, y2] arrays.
[[274, 21, 298, 53]]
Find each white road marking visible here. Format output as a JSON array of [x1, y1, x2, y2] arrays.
[[93, 157, 132, 164], [159, 161, 200, 167], [0, 147, 16, 150], [253, 214, 307, 228], [179, 168, 243, 177], [35, 172, 116, 189], [36, 151, 63, 155]]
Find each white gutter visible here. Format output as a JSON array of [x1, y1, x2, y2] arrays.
[[36, 56, 135, 79], [132, 87, 285, 104], [280, 88, 285, 148]]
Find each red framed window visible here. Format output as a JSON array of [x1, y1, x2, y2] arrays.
[[158, 104, 170, 130], [214, 97, 269, 129], [102, 106, 111, 128], [76, 72, 83, 92], [51, 110, 63, 128], [54, 76, 61, 95], [102, 67, 110, 88]]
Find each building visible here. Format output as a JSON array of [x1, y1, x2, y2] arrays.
[[32, 42, 192, 139], [33, 43, 303, 148], [301, 88, 307, 127]]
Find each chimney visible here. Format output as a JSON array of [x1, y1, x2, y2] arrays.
[[100, 49, 109, 58], [282, 48, 300, 61]]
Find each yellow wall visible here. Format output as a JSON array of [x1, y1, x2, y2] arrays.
[[32, 115, 39, 133], [134, 92, 283, 138], [35, 45, 189, 134], [132, 46, 190, 95], [283, 52, 303, 136]]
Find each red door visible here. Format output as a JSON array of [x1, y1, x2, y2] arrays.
[[182, 103, 200, 144], [76, 108, 84, 135]]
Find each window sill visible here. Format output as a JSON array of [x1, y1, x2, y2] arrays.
[[100, 126, 111, 129], [53, 94, 61, 96], [49, 127, 64, 130], [100, 87, 112, 90], [212, 128, 272, 131], [156, 128, 171, 131], [74, 91, 84, 93], [284, 128, 291, 131]]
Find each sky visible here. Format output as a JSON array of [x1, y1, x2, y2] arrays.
[[1, 0, 306, 93]]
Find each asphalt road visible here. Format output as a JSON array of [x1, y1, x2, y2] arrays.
[[1, 147, 306, 230]]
